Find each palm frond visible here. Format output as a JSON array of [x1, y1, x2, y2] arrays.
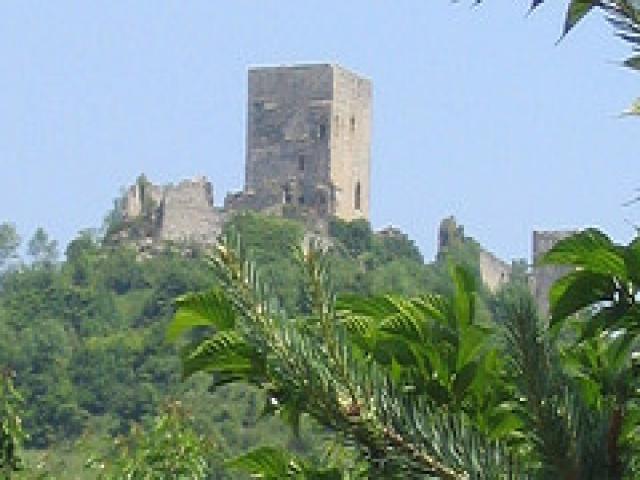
[[494, 290, 624, 478]]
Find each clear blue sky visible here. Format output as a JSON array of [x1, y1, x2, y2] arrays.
[[0, 2, 637, 262]]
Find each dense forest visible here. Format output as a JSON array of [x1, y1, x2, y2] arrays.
[[0, 211, 501, 478]]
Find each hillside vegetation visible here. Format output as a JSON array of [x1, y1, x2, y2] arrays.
[[0, 213, 496, 477]]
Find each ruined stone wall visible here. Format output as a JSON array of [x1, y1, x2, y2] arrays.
[[531, 230, 576, 316], [123, 181, 165, 221], [437, 216, 511, 292], [123, 185, 143, 220], [330, 65, 372, 220], [479, 250, 511, 293], [159, 177, 224, 244]]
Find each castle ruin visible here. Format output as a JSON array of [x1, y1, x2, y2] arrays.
[[116, 63, 371, 249], [437, 216, 512, 293], [436, 217, 575, 313], [112, 62, 574, 315], [116, 175, 226, 247]]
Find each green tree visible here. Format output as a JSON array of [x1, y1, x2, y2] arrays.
[[171, 233, 640, 478], [27, 228, 58, 266], [0, 370, 25, 479], [0, 224, 20, 272], [538, 228, 640, 475], [329, 218, 373, 258], [169, 239, 517, 478], [87, 401, 221, 479]]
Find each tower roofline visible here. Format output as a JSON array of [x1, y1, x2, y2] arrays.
[[247, 62, 371, 81]]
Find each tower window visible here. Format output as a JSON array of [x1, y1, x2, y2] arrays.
[[298, 155, 305, 171], [283, 185, 292, 204], [317, 123, 327, 139], [350, 116, 356, 132], [298, 194, 305, 205], [354, 181, 361, 211]]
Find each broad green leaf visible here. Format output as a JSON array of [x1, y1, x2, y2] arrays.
[[338, 314, 372, 337], [541, 229, 628, 279], [386, 296, 432, 338], [181, 330, 256, 379], [606, 334, 634, 374], [380, 307, 425, 341], [549, 270, 616, 322], [451, 264, 476, 326], [581, 304, 622, 340], [372, 333, 416, 366], [335, 294, 397, 320], [167, 288, 236, 341], [623, 236, 640, 284], [225, 446, 295, 479], [487, 408, 524, 439], [453, 359, 480, 399], [456, 325, 487, 369], [415, 293, 449, 323]]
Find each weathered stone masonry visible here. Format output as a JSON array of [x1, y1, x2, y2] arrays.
[[233, 63, 372, 221], [120, 176, 225, 247]]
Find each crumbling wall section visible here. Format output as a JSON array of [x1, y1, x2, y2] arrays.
[[479, 250, 511, 293], [437, 216, 511, 292], [159, 177, 224, 244], [122, 180, 164, 221]]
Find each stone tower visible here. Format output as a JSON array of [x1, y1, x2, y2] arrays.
[[243, 63, 372, 221]]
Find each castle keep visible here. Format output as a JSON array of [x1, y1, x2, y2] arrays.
[[228, 64, 371, 221]]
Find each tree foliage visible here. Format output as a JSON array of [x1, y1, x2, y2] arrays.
[[27, 228, 58, 266], [170, 229, 640, 478], [0, 224, 20, 272], [0, 370, 25, 479], [1, 215, 461, 476], [86, 401, 219, 480], [170, 238, 520, 478]]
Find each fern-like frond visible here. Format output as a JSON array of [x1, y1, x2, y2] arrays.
[[170, 236, 526, 478]]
